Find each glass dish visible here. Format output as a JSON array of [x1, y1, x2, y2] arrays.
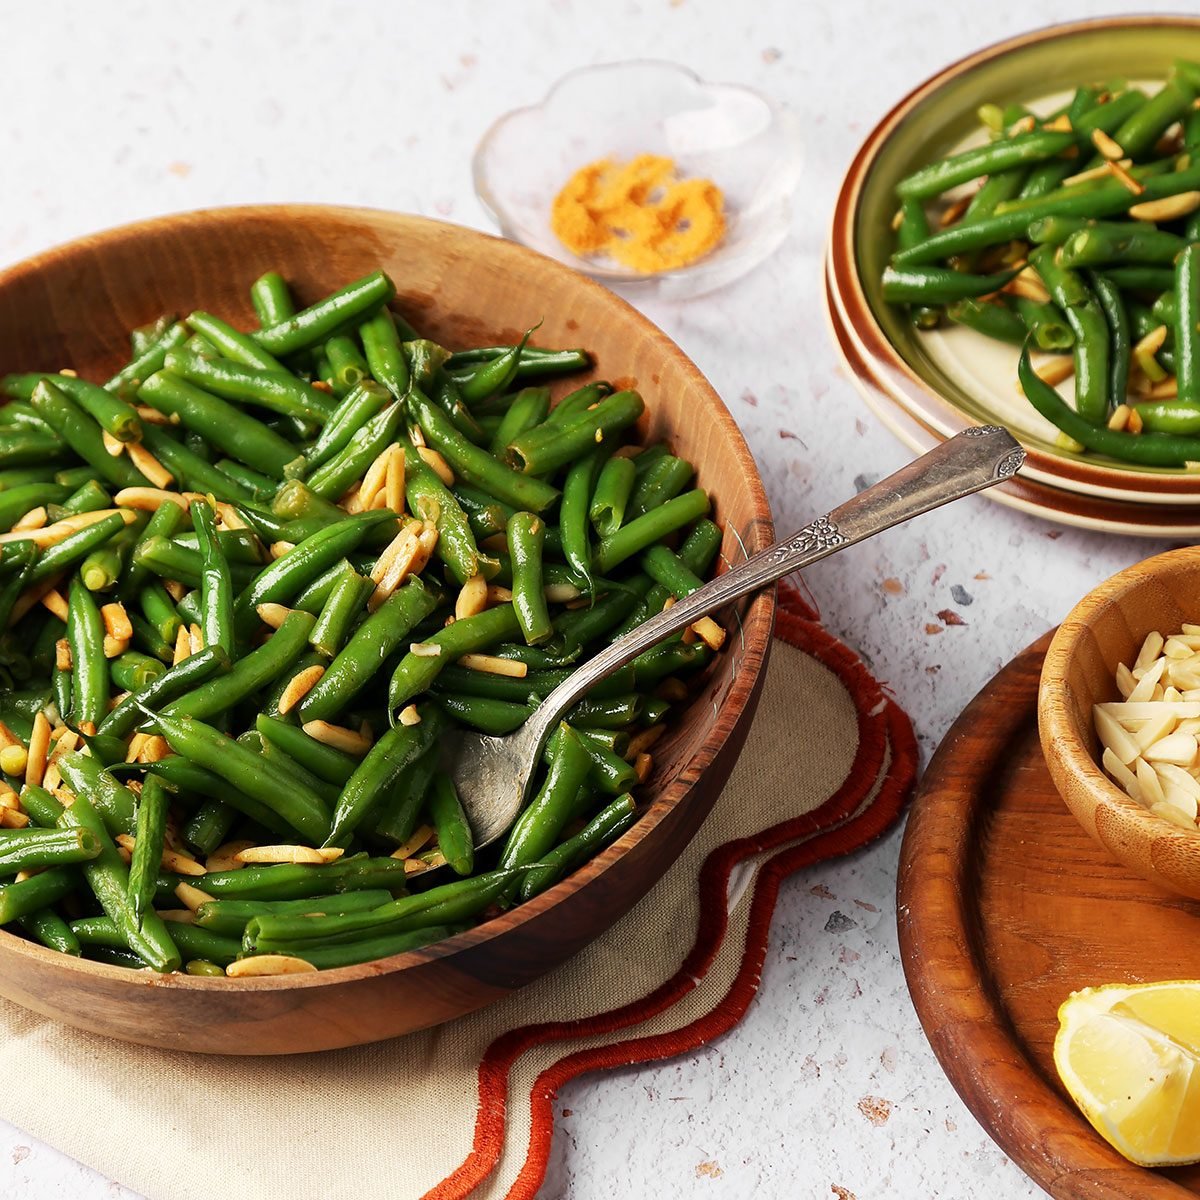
[[472, 60, 803, 300]]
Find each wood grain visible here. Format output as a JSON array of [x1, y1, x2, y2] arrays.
[[1040, 547, 1200, 900], [898, 634, 1200, 1200], [0, 205, 775, 1054]]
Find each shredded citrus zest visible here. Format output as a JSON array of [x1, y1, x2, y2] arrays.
[[550, 154, 726, 273]]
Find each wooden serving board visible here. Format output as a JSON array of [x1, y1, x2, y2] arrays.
[[897, 632, 1200, 1199]]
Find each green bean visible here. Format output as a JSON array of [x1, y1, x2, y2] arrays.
[[507, 512, 551, 645], [447, 345, 591, 380], [505, 390, 645, 478], [137, 424, 257, 504], [66, 577, 108, 727], [0, 401, 56, 432], [1089, 272, 1132, 406], [17, 908, 81, 955], [253, 924, 459, 969], [1103, 267, 1178, 292], [964, 168, 1029, 223], [194, 889, 396, 938], [945, 298, 1026, 344], [499, 725, 592, 869], [164, 349, 334, 424], [109, 651, 166, 692], [436, 692, 532, 734], [7, 373, 142, 443], [308, 562, 369, 658], [106, 321, 191, 399], [146, 709, 330, 844], [29, 511, 129, 586], [304, 382, 391, 472], [57, 479, 114, 519], [0, 467, 64, 490], [299, 578, 438, 722], [118, 499, 187, 598], [250, 271, 295, 327], [55, 751, 137, 836], [456, 326, 537, 403], [541, 382, 613, 429], [1030, 245, 1110, 425], [387, 603, 521, 715], [252, 731, 341, 807], [99, 643, 229, 740], [1176, 244, 1200, 406], [1113, 73, 1196, 159], [190, 498, 234, 656], [1018, 340, 1200, 465], [233, 510, 395, 632], [570, 693, 644, 729], [489, 386, 551, 457], [368, 748, 438, 845], [1059, 225, 1187, 269], [0, 868, 76, 925], [593, 489, 711, 575], [0, 827, 100, 874], [880, 265, 1020, 305], [0, 483, 70, 533], [58, 788, 180, 972], [897, 129, 1077, 201], [29, 381, 147, 488], [632, 640, 711, 688], [79, 515, 141, 592], [139, 582, 182, 647], [128, 773, 168, 922], [129, 614, 173, 663], [132, 536, 255, 592], [519, 794, 637, 901], [626, 454, 695, 521], [305, 399, 404, 500], [146, 758, 292, 840], [253, 272, 395, 357], [359, 308, 409, 400], [588, 454, 636, 537], [578, 733, 638, 796], [258, 650, 327, 721], [139, 372, 302, 477], [187, 311, 284, 371], [255, 715, 357, 785], [426, 772, 474, 876], [73, 913, 245, 968], [183, 800, 237, 858], [0, 430, 70, 469], [1013, 296, 1076, 352], [324, 335, 370, 393]]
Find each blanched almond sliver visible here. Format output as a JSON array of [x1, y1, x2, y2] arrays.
[[1094, 707, 1140, 765], [1143, 731, 1198, 765]]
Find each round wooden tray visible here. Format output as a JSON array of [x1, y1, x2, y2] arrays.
[[897, 632, 1200, 1198]]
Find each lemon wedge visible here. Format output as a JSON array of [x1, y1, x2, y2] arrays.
[[1054, 982, 1200, 1167]]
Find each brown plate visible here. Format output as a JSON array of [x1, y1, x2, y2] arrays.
[[898, 633, 1200, 1198], [824, 257, 1200, 537], [826, 15, 1200, 507], [0, 205, 774, 1054]]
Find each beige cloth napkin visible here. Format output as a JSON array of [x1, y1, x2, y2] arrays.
[[0, 587, 916, 1200]]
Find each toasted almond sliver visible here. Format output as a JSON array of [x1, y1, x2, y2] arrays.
[[1106, 158, 1144, 195], [134, 405, 177, 427], [127, 442, 174, 489], [12, 506, 47, 532], [626, 724, 666, 761], [301, 720, 372, 756], [633, 752, 653, 783], [1063, 158, 1130, 187], [125, 732, 149, 763], [458, 652, 526, 677], [391, 824, 435, 861], [41, 761, 62, 793], [0, 508, 137, 548], [384, 445, 405, 515], [369, 523, 425, 609], [162, 578, 187, 603], [0, 787, 16, 806], [226, 955, 318, 978], [101, 429, 126, 458], [1107, 404, 1132, 432], [40, 588, 69, 622], [358, 446, 394, 511], [234, 845, 344, 865], [175, 881, 215, 912], [256, 603, 292, 630], [455, 574, 489, 621], [1092, 128, 1125, 160], [172, 625, 191, 666], [114, 487, 190, 512], [398, 704, 422, 727], [543, 583, 582, 604], [159, 849, 206, 876], [156, 908, 196, 925], [409, 642, 442, 658], [137, 735, 171, 764], [690, 616, 726, 652], [25, 712, 51, 788], [485, 584, 514, 604], [1128, 191, 1200, 223], [103, 635, 131, 659], [206, 840, 256, 873], [100, 602, 134, 642], [1033, 356, 1076, 387], [938, 193, 973, 228], [0, 808, 30, 828], [0, 723, 20, 752], [54, 638, 72, 672], [277, 664, 326, 715]]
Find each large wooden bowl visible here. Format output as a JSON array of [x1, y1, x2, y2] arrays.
[[0, 206, 774, 1053], [1039, 548, 1200, 900]]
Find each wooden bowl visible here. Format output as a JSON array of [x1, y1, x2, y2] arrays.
[[827, 15, 1200, 509], [0, 205, 775, 1054], [1039, 547, 1200, 900]]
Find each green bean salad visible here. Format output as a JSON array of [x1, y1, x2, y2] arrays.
[[883, 58, 1200, 467], [0, 269, 724, 976]]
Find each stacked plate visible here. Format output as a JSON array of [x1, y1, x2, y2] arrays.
[[825, 16, 1200, 537]]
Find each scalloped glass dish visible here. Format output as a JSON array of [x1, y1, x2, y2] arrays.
[[473, 61, 803, 299]]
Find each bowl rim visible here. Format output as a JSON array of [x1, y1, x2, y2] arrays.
[[471, 57, 802, 286], [1039, 543, 1200, 859], [0, 202, 776, 991], [826, 13, 1200, 502]]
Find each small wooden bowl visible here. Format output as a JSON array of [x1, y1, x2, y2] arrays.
[[0, 206, 774, 1053], [1039, 547, 1200, 900]]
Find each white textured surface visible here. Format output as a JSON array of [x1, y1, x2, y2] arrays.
[[0, 2, 1176, 1197]]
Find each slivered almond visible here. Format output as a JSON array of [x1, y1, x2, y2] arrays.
[[417, 446, 454, 486], [102, 430, 126, 458], [455, 574, 489, 620], [1004, 269, 1052, 304], [1128, 191, 1200, 222], [1032, 356, 1076, 387], [938, 193, 972, 228], [1092, 128, 1124, 159], [1009, 114, 1036, 135], [0, 808, 30, 828], [1106, 158, 1144, 195], [215, 503, 249, 531], [1044, 113, 1073, 133], [134, 405, 176, 426], [114, 487, 189, 512], [409, 642, 441, 657], [12, 507, 47, 532], [162, 578, 187, 603], [890, 208, 905, 232], [544, 583, 582, 603], [1064, 158, 1130, 187], [136, 735, 171, 764], [391, 824, 434, 861], [633, 752, 653, 783], [256, 603, 292, 630], [384, 445, 405, 514], [55, 638, 72, 672], [368, 521, 424, 606], [206, 840, 254, 873], [234, 845, 344, 865], [39, 589, 69, 622], [269, 540, 296, 559], [690, 616, 726, 651], [485, 584, 514, 604], [0, 723, 20, 752], [127, 442, 173, 488], [458, 652, 526, 677], [172, 626, 192, 666], [1146, 376, 1179, 400], [25, 712, 51, 788], [1127, 407, 1144, 435], [156, 909, 196, 924], [408, 423, 426, 448], [103, 635, 130, 658], [174, 881, 215, 912], [188, 624, 203, 654], [226, 955, 318, 977], [1108, 404, 1132, 432], [101, 603, 133, 642], [301, 720, 372, 756], [398, 704, 421, 727], [0, 508, 137, 548], [358, 446, 395, 511], [341, 483, 364, 514], [277, 664, 325, 715], [625, 725, 666, 760], [125, 733, 149, 763]]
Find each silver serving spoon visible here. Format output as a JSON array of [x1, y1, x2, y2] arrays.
[[450, 425, 1024, 849]]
